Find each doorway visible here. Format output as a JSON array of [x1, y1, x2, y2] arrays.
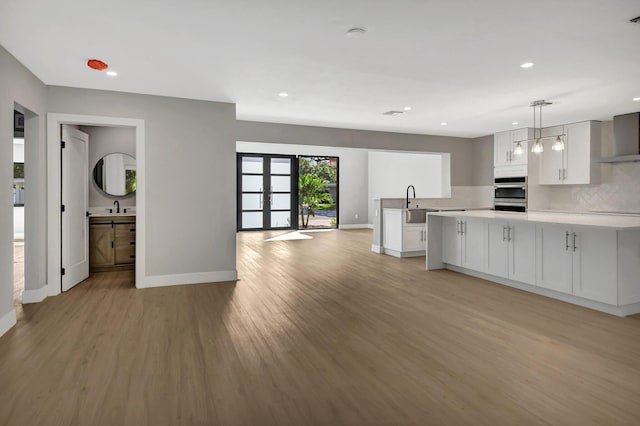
[[47, 113, 146, 296], [13, 110, 25, 306], [298, 156, 339, 229], [237, 153, 297, 231]]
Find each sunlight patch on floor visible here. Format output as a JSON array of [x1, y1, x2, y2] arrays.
[[265, 231, 313, 241]]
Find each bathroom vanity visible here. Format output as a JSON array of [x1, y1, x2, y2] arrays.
[[89, 215, 136, 271]]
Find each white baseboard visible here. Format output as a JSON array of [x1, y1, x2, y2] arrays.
[[339, 224, 373, 230], [446, 265, 640, 317], [22, 286, 48, 304], [139, 270, 238, 289], [382, 248, 426, 258], [0, 308, 16, 338], [371, 244, 382, 253]]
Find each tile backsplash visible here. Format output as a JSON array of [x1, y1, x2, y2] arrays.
[[528, 121, 640, 213]]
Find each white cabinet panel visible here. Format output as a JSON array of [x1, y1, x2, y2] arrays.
[[494, 131, 512, 167], [383, 210, 403, 252], [564, 122, 593, 185], [487, 220, 509, 278], [463, 219, 487, 272], [538, 121, 601, 185], [403, 225, 425, 252], [536, 224, 573, 294], [572, 226, 617, 305], [509, 222, 536, 285], [442, 217, 461, 266]]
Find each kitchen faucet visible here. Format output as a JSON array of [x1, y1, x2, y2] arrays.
[[406, 185, 416, 208], [113, 200, 120, 214]]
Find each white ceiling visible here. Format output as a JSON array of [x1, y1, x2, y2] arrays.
[[1, 0, 639, 137]]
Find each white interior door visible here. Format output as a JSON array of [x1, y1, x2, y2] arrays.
[[61, 125, 89, 292]]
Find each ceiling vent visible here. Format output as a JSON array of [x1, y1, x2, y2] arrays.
[[630, 16, 640, 24], [383, 110, 405, 116]]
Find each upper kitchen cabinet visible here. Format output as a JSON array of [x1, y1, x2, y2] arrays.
[[538, 121, 601, 185], [494, 128, 533, 176]]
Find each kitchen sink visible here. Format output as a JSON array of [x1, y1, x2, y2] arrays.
[[405, 209, 427, 223]]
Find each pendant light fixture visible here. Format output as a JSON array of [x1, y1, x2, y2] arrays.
[[519, 100, 565, 154], [551, 135, 565, 151], [513, 142, 524, 156]]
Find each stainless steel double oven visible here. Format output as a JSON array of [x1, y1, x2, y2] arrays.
[[494, 176, 527, 212]]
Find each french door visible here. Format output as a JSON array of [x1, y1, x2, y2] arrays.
[[237, 154, 297, 231]]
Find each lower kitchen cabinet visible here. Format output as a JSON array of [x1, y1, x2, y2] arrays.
[[536, 223, 617, 303], [487, 220, 536, 285], [382, 209, 426, 257], [571, 226, 618, 305], [430, 212, 640, 315], [536, 223, 574, 294], [442, 217, 486, 272], [89, 216, 136, 271]]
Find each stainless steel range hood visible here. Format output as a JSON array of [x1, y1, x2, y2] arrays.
[[594, 112, 640, 163]]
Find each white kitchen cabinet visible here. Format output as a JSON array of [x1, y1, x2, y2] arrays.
[[463, 218, 487, 272], [494, 128, 532, 168], [494, 131, 512, 167], [572, 226, 618, 305], [403, 224, 426, 252], [536, 223, 617, 303], [536, 223, 573, 294], [442, 217, 461, 265], [538, 121, 601, 185], [487, 220, 509, 278], [442, 217, 486, 271], [383, 209, 426, 257], [487, 220, 536, 284], [508, 222, 536, 285]]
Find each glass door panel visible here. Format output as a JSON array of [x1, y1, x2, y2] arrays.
[[238, 154, 296, 231]]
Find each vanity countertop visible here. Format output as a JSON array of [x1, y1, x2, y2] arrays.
[[89, 213, 136, 218]]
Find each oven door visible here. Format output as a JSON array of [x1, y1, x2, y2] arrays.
[[494, 177, 527, 201]]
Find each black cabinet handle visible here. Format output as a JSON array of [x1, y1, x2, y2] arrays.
[[129, 255, 135, 259], [130, 228, 136, 232], [111, 241, 114, 248], [130, 241, 136, 245]]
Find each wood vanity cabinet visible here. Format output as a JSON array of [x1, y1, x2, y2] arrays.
[[89, 216, 136, 271]]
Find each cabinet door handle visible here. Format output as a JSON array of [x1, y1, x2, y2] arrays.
[[573, 232, 578, 252], [129, 255, 135, 259], [130, 228, 136, 232], [506, 152, 509, 163], [130, 241, 136, 246], [502, 225, 507, 241], [508, 226, 513, 242], [462, 221, 466, 235], [111, 241, 114, 249], [558, 168, 561, 181], [565, 231, 570, 251], [563, 168, 567, 180]]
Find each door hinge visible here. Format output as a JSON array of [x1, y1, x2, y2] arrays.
[[61, 267, 66, 276], [61, 204, 65, 212], [61, 140, 66, 149]]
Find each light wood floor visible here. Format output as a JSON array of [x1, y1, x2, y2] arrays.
[[14, 242, 24, 306], [1, 229, 640, 425]]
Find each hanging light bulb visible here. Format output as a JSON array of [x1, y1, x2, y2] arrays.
[[531, 139, 544, 153], [552, 135, 565, 151], [513, 142, 524, 156]]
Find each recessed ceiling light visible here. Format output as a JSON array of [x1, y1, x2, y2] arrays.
[[278, 92, 289, 98], [633, 97, 640, 102], [512, 121, 519, 125], [106, 70, 118, 77], [520, 62, 535, 69], [346, 27, 367, 37], [404, 106, 412, 111], [441, 122, 448, 126]]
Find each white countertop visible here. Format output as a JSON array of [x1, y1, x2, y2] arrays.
[[427, 210, 640, 230]]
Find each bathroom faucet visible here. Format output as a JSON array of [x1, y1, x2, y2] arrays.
[[406, 185, 416, 208], [113, 200, 120, 214]]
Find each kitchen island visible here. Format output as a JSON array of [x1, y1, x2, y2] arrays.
[[426, 210, 640, 316]]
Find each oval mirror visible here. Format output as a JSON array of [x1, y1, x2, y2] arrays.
[[92, 153, 137, 197]]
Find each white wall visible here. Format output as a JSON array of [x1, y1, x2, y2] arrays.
[[237, 141, 369, 226], [367, 151, 446, 222], [80, 125, 136, 209]]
